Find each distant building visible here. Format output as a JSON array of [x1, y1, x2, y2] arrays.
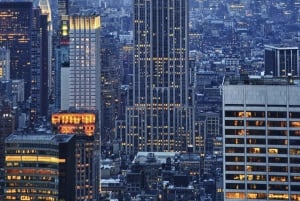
[[0, 2, 33, 99], [4, 133, 76, 201], [11, 80, 24, 105], [0, 47, 10, 81], [100, 34, 121, 142], [264, 45, 299, 77], [58, 0, 69, 16], [223, 75, 300, 200], [55, 14, 69, 110], [0, 102, 15, 168]]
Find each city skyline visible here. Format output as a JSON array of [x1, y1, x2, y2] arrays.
[[0, 0, 299, 200]]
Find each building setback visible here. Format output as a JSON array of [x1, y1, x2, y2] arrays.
[[223, 75, 300, 200]]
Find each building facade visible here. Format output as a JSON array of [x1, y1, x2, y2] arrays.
[[0, 47, 10, 81], [223, 76, 300, 200], [30, 8, 49, 125], [51, 111, 98, 201], [55, 15, 70, 110], [68, 14, 101, 111], [264, 45, 300, 77], [125, 0, 194, 154], [0, 2, 33, 99], [100, 34, 121, 142], [4, 133, 76, 201]]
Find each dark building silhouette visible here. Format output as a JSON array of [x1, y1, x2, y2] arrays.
[[264, 45, 299, 77], [0, 2, 33, 99], [100, 34, 121, 142], [31, 8, 49, 125]]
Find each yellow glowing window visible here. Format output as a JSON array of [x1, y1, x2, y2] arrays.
[[0, 67, 2, 77], [293, 176, 300, 181], [268, 194, 289, 200], [247, 175, 253, 181], [226, 192, 245, 199], [268, 148, 278, 154], [290, 121, 300, 127]]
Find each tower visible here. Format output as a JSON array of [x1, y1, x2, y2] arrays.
[[0, 2, 33, 99], [0, 47, 10, 81], [125, 0, 194, 154], [31, 8, 49, 125], [68, 13, 101, 111], [100, 34, 121, 142]]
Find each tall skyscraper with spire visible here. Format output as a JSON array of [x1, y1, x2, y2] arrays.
[[125, 0, 194, 154]]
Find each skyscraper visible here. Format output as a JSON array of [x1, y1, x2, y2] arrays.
[[0, 2, 33, 98], [125, 0, 194, 154], [30, 8, 49, 125], [223, 75, 300, 200], [100, 34, 121, 142], [0, 47, 10, 81], [4, 133, 76, 201], [68, 13, 101, 111], [51, 111, 98, 201], [55, 15, 70, 110], [264, 45, 300, 77]]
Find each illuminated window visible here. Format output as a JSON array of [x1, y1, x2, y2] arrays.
[[268, 194, 289, 200], [226, 192, 245, 199], [268, 148, 278, 154], [290, 121, 300, 127]]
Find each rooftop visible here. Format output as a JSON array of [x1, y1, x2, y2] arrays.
[[133, 152, 178, 164], [223, 75, 300, 86], [6, 132, 74, 143]]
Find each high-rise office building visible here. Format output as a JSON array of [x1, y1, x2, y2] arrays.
[[100, 34, 121, 142], [0, 102, 14, 169], [55, 15, 70, 110], [223, 75, 300, 200], [36, 0, 53, 101], [30, 8, 49, 125], [51, 111, 98, 201], [264, 45, 300, 77], [125, 0, 194, 154], [68, 14, 101, 111], [58, 0, 69, 16], [0, 2, 33, 99], [55, 0, 69, 111], [4, 133, 76, 201], [0, 47, 10, 81]]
